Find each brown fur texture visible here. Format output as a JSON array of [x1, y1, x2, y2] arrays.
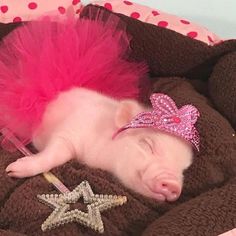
[[0, 5, 236, 236]]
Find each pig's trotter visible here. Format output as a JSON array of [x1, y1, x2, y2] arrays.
[[6, 136, 75, 178], [6, 155, 43, 178]]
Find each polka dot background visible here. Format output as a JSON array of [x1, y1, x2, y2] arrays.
[[0, 0, 82, 23], [0, 0, 222, 45], [90, 0, 222, 45]]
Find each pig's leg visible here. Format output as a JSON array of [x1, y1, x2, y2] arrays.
[[5, 136, 75, 178]]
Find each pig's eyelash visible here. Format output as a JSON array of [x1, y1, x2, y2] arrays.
[[139, 138, 154, 154]]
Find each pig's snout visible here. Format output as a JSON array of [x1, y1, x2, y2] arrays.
[[147, 175, 182, 202]]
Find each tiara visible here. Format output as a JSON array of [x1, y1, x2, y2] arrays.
[[113, 93, 200, 151]]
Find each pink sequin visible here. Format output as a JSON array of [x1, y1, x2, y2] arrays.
[[114, 93, 200, 151], [173, 116, 181, 123]]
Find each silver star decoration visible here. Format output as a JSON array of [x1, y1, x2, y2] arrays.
[[37, 180, 127, 233]]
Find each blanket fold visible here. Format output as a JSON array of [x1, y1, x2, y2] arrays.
[[209, 51, 236, 129], [0, 5, 236, 236], [142, 176, 236, 236]]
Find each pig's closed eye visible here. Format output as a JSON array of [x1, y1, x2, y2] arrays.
[[139, 138, 154, 154]]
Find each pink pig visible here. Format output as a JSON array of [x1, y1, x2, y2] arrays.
[[5, 88, 193, 202], [0, 12, 199, 202]]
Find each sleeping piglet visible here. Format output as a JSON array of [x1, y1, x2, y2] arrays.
[[0, 12, 200, 202], [6, 88, 199, 202]]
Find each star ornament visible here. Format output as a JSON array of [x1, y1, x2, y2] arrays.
[[37, 181, 127, 233]]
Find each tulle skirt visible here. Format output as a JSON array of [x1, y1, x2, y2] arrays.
[[0, 9, 147, 143]]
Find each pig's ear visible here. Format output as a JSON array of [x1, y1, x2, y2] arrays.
[[115, 100, 142, 128]]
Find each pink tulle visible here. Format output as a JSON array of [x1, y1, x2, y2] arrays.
[[0, 10, 148, 141]]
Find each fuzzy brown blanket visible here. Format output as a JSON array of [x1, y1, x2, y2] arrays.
[[0, 5, 236, 236]]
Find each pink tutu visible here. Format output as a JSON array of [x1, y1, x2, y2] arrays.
[[0, 9, 147, 143]]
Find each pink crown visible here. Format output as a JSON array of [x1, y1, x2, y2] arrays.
[[113, 93, 200, 151]]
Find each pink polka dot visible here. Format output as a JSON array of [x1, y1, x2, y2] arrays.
[[152, 10, 159, 16], [76, 9, 81, 14], [208, 35, 214, 43], [58, 6, 66, 14], [187, 31, 198, 38], [72, 0, 80, 5], [13, 17, 22, 23], [130, 12, 140, 19], [104, 3, 112, 11], [28, 2, 37, 10], [180, 19, 190, 24], [123, 1, 133, 5], [0, 5, 8, 13], [157, 21, 168, 28]]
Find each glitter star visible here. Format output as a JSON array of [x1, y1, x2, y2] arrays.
[[37, 180, 127, 233]]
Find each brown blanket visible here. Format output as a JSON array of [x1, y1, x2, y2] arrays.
[[0, 5, 236, 236]]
